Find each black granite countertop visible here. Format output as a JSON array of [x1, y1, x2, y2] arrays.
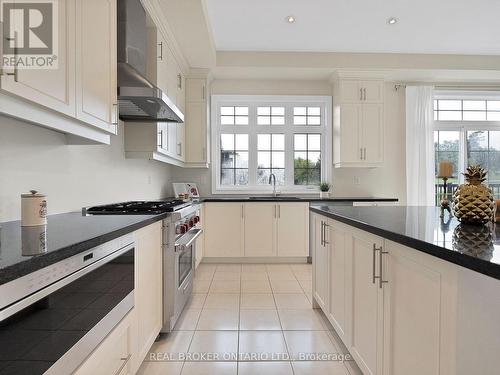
[[310, 205, 500, 280], [202, 196, 398, 203], [0, 212, 166, 285]]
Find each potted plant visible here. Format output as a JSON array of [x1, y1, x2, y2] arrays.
[[319, 182, 331, 199]]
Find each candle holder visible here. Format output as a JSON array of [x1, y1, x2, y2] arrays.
[[438, 175, 454, 218]]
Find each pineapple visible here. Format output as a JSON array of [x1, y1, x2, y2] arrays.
[[452, 165, 495, 225], [452, 224, 494, 260]]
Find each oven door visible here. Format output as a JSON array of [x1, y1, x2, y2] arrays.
[[173, 228, 202, 319], [0, 243, 135, 375]]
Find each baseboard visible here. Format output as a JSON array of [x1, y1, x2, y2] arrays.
[[201, 257, 308, 264]]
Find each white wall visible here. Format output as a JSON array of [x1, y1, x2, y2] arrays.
[[0, 117, 173, 222], [171, 79, 407, 202]]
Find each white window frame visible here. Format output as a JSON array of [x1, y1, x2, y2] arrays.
[[434, 90, 500, 184], [211, 95, 332, 194]]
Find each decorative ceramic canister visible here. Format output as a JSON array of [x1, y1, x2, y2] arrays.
[[21, 190, 47, 226], [22, 225, 47, 256]]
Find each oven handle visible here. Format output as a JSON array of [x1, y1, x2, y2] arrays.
[[175, 228, 203, 252]]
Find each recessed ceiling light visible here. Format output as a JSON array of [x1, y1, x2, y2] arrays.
[[387, 17, 398, 25], [285, 15, 296, 23]]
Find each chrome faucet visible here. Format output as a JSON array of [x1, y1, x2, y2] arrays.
[[268, 173, 277, 197]]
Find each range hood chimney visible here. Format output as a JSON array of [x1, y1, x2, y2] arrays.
[[117, 0, 184, 123]]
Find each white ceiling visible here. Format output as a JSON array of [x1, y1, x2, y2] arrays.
[[205, 0, 500, 55]]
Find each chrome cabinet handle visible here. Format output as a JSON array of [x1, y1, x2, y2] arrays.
[[363, 88, 367, 101], [177, 73, 182, 89], [320, 221, 324, 246], [177, 142, 182, 156], [114, 354, 131, 375], [323, 222, 329, 245], [158, 129, 163, 148], [372, 244, 378, 284], [158, 41, 163, 61], [379, 246, 388, 288]]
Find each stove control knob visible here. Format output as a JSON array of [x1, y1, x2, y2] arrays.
[[188, 219, 194, 228], [178, 224, 187, 234], [193, 216, 200, 224]]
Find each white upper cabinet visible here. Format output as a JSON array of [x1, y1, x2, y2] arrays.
[[333, 77, 385, 167], [75, 0, 117, 132], [0, 0, 76, 117], [0, 0, 118, 143], [184, 74, 210, 168]]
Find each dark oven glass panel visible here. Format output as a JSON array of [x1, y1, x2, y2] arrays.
[[0, 249, 134, 375], [178, 245, 193, 287]]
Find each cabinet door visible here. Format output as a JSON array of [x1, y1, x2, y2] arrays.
[[185, 101, 207, 163], [204, 203, 243, 257], [135, 222, 162, 361], [361, 80, 384, 103], [156, 123, 169, 154], [362, 103, 384, 163], [328, 221, 348, 342], [276, 203, 309, 257], [75, 0, 117, 131], [339, 80, 362, 102], [166, 47, 178, 105], [244, 203, 276, 257], [1, 0, 76, 117], [312, 214, 329, 311], [339, 104, 362, 163], [186, 78, 206, 102], [176, 122, 185, 161], [383, 241, 457, 375], [349, 230, 384, 375], [176, 72, 185, 112], [156, 31, 169, 94]]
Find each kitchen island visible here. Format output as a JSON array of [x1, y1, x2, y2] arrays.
[[310, 204, 500, 375]]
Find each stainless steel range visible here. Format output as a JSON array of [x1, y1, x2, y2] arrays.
[[83, 199, 202, 332]]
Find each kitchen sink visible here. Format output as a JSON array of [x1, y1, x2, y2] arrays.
[[247, 196, 301, 200]]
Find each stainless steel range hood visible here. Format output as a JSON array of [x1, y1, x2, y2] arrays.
[[117, 0, 184, 123]]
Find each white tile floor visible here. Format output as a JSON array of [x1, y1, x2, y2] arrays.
[[137, 263, 361, 375]]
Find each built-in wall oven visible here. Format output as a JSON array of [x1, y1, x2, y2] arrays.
[[162, 204, 202, 332], [0, 234, 135, 375]]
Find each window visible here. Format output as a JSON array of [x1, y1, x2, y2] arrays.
[[294, 134, 321, 185], [433, 92, 500, 205], [212, 95, 331, 193]]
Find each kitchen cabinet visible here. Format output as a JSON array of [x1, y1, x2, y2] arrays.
[[382, 240, 457, 375], [312, 213, 329, 311], [244, 203, 276, 257], [184, 74, 210, 168], [327, 221, 348, 342], [0, 0, 76, 117], [75, 0, 117, 132], [0, 0, 117, 143], [349, 229, 384, 375], [204, 203, 243, 258], [203, 202, 308, 259], [74, 310, 136, 375], [276, 202, 309, 256], [134, 221, 162, 363], [312, 215, 458, 375], [333, 78, 384, 167]]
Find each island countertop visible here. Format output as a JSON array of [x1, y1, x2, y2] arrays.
[[310, 204, 500, 280], [0, 212, 167, 285]]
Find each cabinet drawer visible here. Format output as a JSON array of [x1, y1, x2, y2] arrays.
[[74, 312, 133, 375]]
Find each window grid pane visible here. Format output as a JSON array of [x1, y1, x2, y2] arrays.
[[220, 106, 249, 125], [435, 99, 500, 122], [293, 107, 321, 126], [294, 134, 321, 185], [257, 134, 285, 185], [220, 134, 249, 186], [257, 106, 285, 125]]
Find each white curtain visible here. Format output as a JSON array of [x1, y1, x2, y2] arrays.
[[405, 86, 435, 206]]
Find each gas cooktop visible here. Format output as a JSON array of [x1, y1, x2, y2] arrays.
[[83, 199, 191, 215]]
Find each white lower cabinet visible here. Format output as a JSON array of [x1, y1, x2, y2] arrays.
[[203, 202, 309, 259], [134, 222, 163, 364], [312, 216, 457, 375], [74, 310, 135, 375], [244, 203, 276, 257]]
